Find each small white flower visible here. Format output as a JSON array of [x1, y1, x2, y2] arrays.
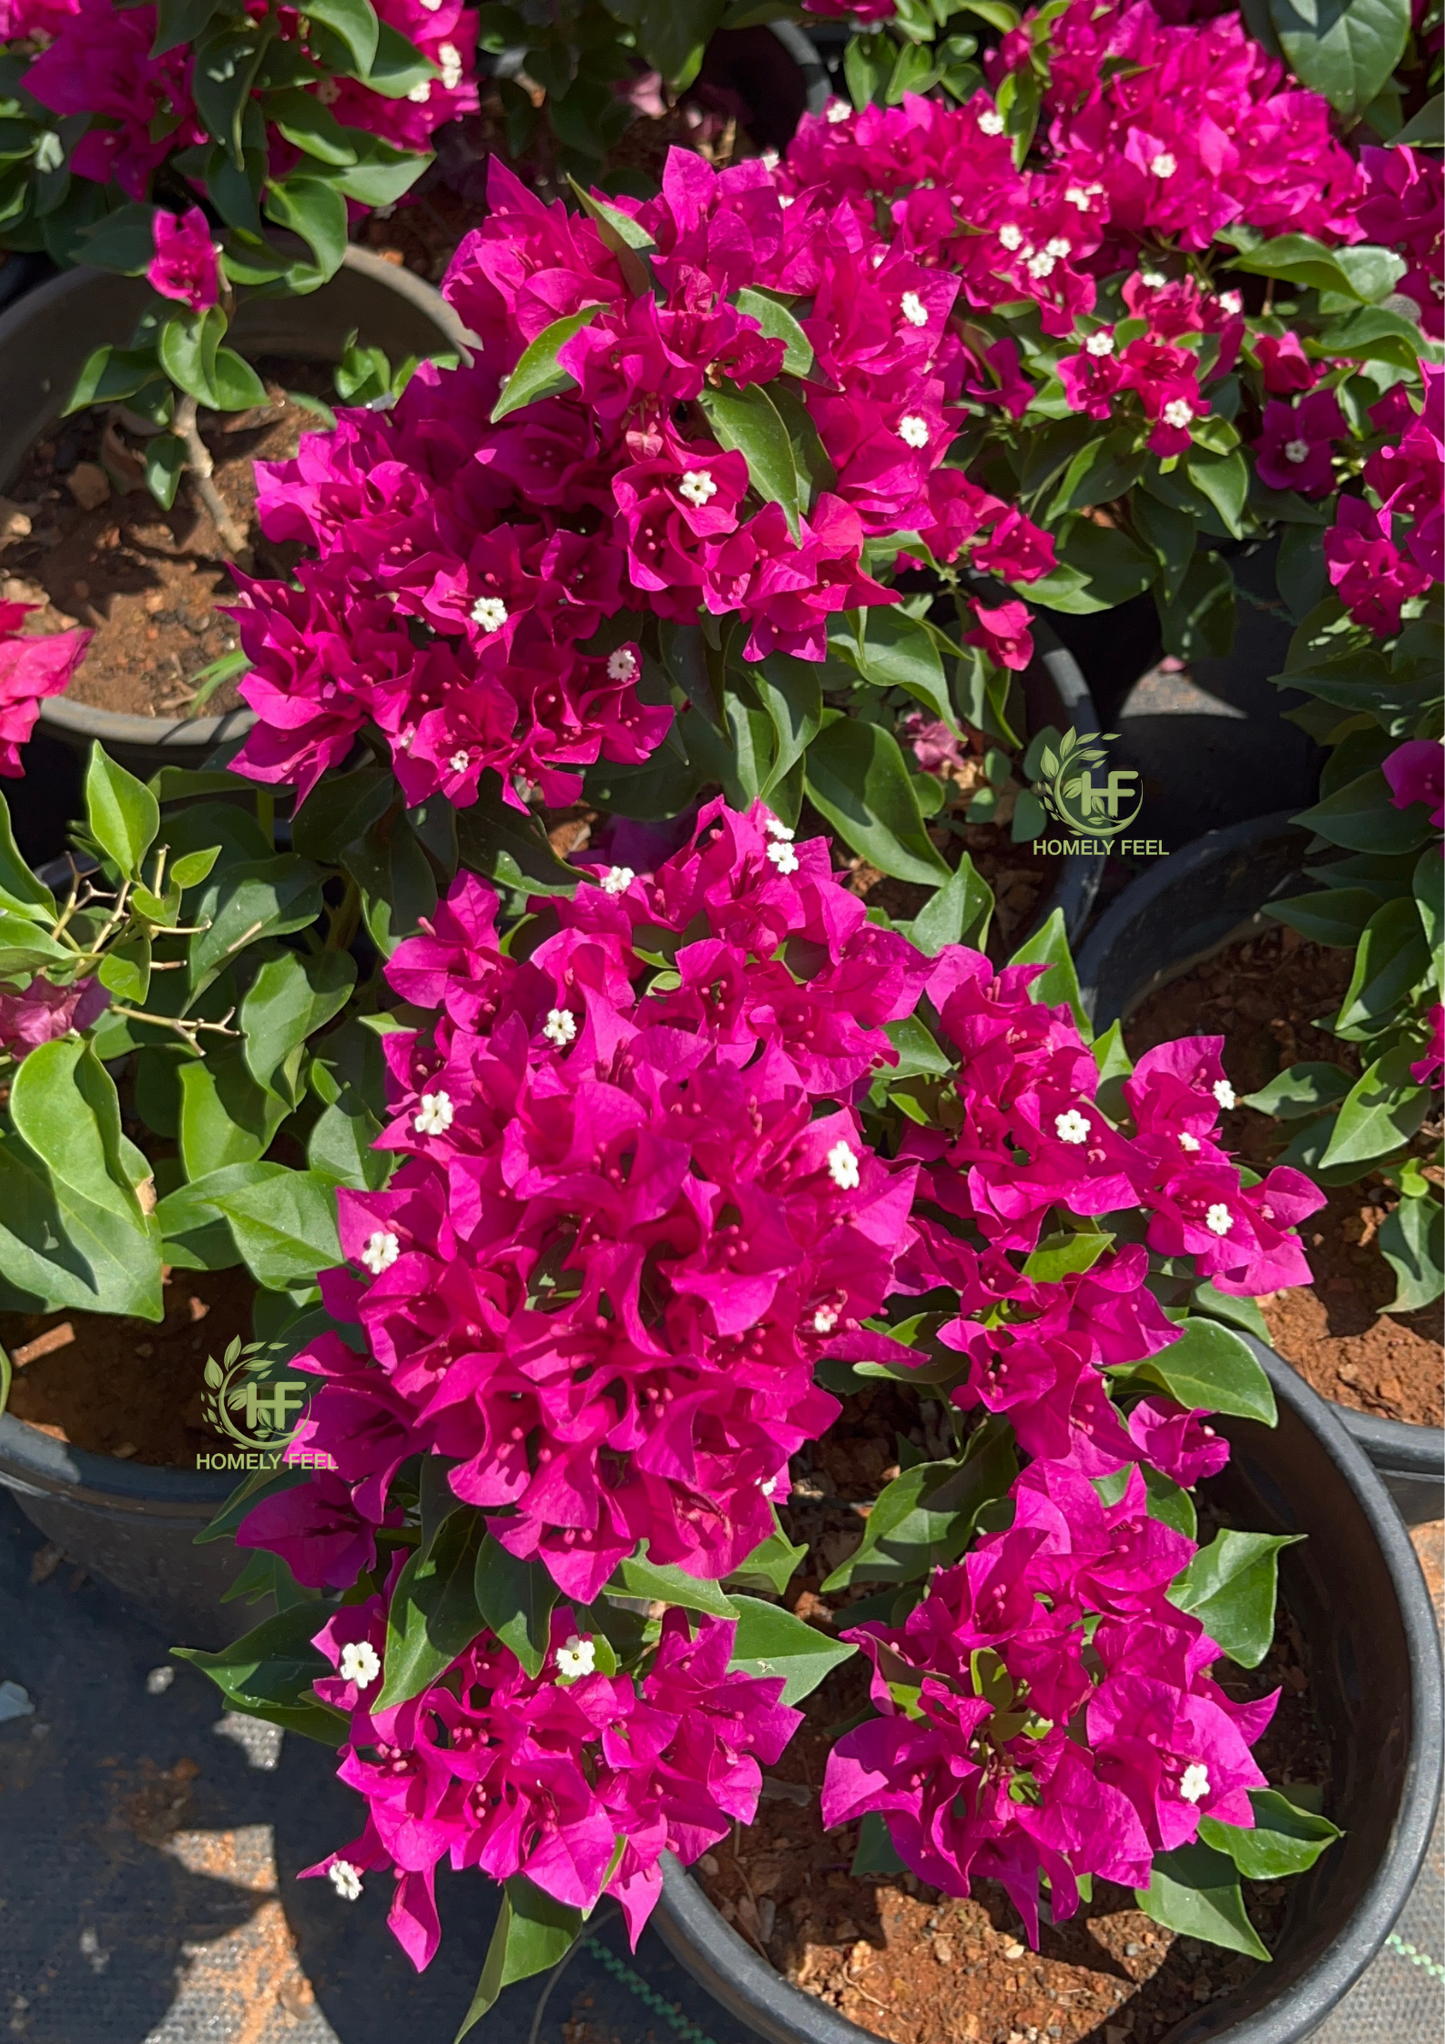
[[1045, 236, 1072, 260], [1085, 330, 1116, 357], [997, 222, 1024, 252], [1140, 267, 1167, 288], [763, 815, 794, 841], [1219, 290, 1243, 315], [607, 646, 638, 682], [361, 1230, 399, 1275], [470, 595, 508, 633], [1150, 151, 1178, 179], [1284, 438, 1312, 465], [1213, 1078, 1236, 1110], [449, 750, 471, 774], [543, 1008, 577, 1048], [898, 414, 930, 449], [420, 0, 442, 10], [1026, 250, 1056, 280], [761, 1474, 779, 1496], [555, 1635, 596, 1681], [339, 1640, 381, 1689], [1065, 182, 1102, 209], [826, 1140, 861, 1191], [679, 468, 718, 509], [1055, 1109, 1091, 1145], [812, 1304, 839, 1334], [1179, 1762, 1211, 1804], [406, 78, 432, 103], [900, 290, 929, 328], [778, 194, 795, 210], [438, 41, 463, 88], [329, 1860, 364, 1901], [826, 100, 852, 124], [978, 107, 1005, 135], [1178, 1131, 1201, 1153], [396, 727, 414, 753], [767, 839, 800, 875], [316, 78, 342, 106], [1162, 398, 1194, 430], [1205, 1203, 1234, 1237], [601, 865, 635, 896], [414, 1091, 454, 1137]]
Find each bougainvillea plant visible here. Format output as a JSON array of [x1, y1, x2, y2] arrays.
[[1232, 362, 1443, 1312], [179, 801, 1340, 2026], [0, 0, 476, 533]]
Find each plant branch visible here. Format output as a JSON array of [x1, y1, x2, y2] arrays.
[[174, 393, 252, 565]]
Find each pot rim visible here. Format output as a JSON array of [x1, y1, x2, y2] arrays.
[[0, 1409, 238, 1514], [651, 1338, 1443, 2044]]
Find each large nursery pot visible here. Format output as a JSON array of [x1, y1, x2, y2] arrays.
[[650, 1340, 1444, 2044], [1023, 617, 1105, 943], [1075, 812, 1445, 1526], [0, 246, 470, 779]]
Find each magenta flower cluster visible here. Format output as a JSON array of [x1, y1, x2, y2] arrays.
[[239, 801, 931, 1601], [304, 1602, 801, 1964], [823, 1461, 1276, 1938], [1325, 362, 1442, 638], [0, 601, 90, 778], [229, 144, 1060, 810]]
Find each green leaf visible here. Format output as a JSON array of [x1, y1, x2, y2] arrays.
[[1169, 1530, 1302, 1668], [11, 1037, 151, 1230], [823, 1424, 1017, 1590], [1333, 897, 1428, 1036], [733, 286, 814, 377], [210, 1167, 343, 1290], [0, 1119, 162, 1320], [208, 346, 268, 412], [473, 1535, 557, 1679], [178, 1046, 288, 1178], [904, 855, 993, 956], [1024, 1228, 1113, 1284], [154, 1158, 284, 1268], [1200, 1787, 1342, 1879], [264, 175, 348, 282], [188, 856, 326, 999], [1143, 1464, 1198, 1539], [489, 304, 603, 423], [1392, 91, 1444, 145], [626, 0, 727, 89], [0, 799, 54, 919], [1269, 0, 1411, 119], [1269, 887, 1381, 950], [158, 305, 226, 407], [1320, 1043, 1432, 1170], [174, 1604, 345, 1744], [143, 432, 186, 511], [378, 1506, 488, 1710], [331, 140, 430, 210], [1117, 1318, 1277, 1426], [358, 18, 436, 96], [74, 202, 161, 276], [1008, 909, 1090, 1037], [1378, 1193, 1444, 1313], [1190, 1282, 1271, 1343], [698, 381, 800, 537], [1186, 451, 1249, 540], [804, 714, 949, 887], [608, 1548, 738, 1618], [1156, 550, 1236, 662], [1225, 230, 1361, 298], [750, 652, 823, 798], [152, 0, 225, 57], [241, 948, 356, 1101], [1048, 518, 1157, 613], [1295, 769, 1433, 856], [85, 744, 160, 881], [853, 608, 956, 731], [308, 1097, 388, 1192], [726, 1595, 856, 1706], [727, 1519, 809, 1597], [454, 778, 582, 899], [192, 22, 271, 166], [1136, 1842, 1270, 1960], [456, 1877, 584, 2043], [305, 0, 380, 73], [851, 1809, 906, 1876], [1242, 1061, 1353, 1119], [289, 765, 394, 862]]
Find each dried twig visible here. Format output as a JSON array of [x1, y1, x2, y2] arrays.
[[173, 393, 252, 564]]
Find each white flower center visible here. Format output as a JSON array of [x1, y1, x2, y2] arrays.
[[679, 468, 718, 508], [1026, 250, 1056, 280], [1055, 1109, 1091, 1145], [607, 646, 638, 682], [361, 1230, 399, 1275], [1205, 1203, 1234, 1237], [1213, 1079, 1236, 1110], [449, 750, 470, 773], [1065, 182, 1102, 209], [438, 42, 463, 88], [601, 865, 634, 895], [997, 222, 1024, 252], [898, 415, 930, 449], [414, 1091, 454, 1136], [555, 1634, 596, 1681], [978, 108, 1004, 135], [339, 1640, 381, 1688], [1219, 290, 1242, 314], [1284, 438, 1311, 465], [1085, 330, 1116, 357], [543, 1008, 577, 1048], [900, 291, 929, 328], [827, 1140, 861, 1191], [826, 100, 851, 123], [1180, 1762, 1210, 1804], [763, 816, 794, 840], [1163, 398, 1194, 429], [396, 727, 414, 752], [767, 840, 800, 874], [329, 1860, 363, 1901], [316, 78, 342, 106], [1045, 237, 1072, 260], [471, 595, 508, 633], [406, 78, 432, 103], [1178, 1131, 1200, 1152], [761, 1473, 779, 1496], [813, 1304, 839, 1334], [1150, 152, 1178, 179]]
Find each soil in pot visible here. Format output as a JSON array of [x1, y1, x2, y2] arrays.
[[1125, 923, 1443, 1429], [2, 358, 336, 721], [0, 1263, 254, 1466]]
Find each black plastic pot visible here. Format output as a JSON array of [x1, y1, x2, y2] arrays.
[[1024, 616, 1105, 945], [0, 246, 469, 781], [0, 1412, 243, 1647], [1075, 812, 1445, 1525], [651, 1338, 1444, 2044]]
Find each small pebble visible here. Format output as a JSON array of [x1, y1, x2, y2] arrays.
[[65, 462, 110, 511], [146, 1667, 175, 1696], [1004, 1941, 1026, 1960], [699, 1854, 719, 1876]]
